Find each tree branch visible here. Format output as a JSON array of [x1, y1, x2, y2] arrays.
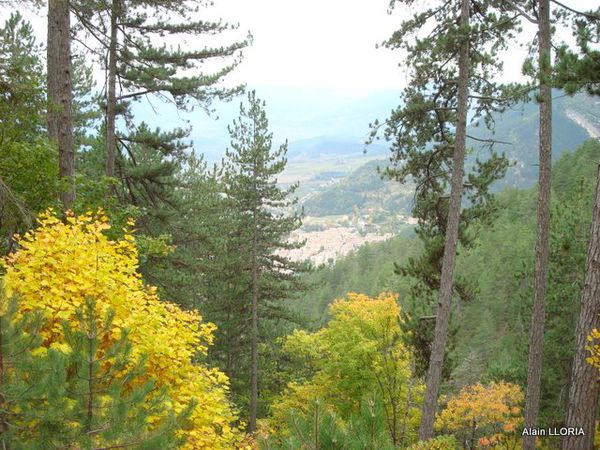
[[467, 134, 512, 145], [503, 0, 539, 24], [550, 0, 600, 20]]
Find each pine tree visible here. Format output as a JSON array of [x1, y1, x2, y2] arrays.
[[0, 13, 60, 253], [0, 296, 45, 448], [47, 0, 75, 209], [554, 5, 600, 96], [375, 0, 525, 439], [521, 2, 552, 447], [0, 12, 46, 145], [70, 0, 249, 179], [222, 90, 309, 430], [67, 1, 250, 303], [491, 4, 600, 446], [417, 0, 471, 439], [59, 299, 184, 449], [0, 296, 186, 449]]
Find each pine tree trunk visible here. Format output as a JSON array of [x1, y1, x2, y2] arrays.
[[47, 0, 75, 209], [561, 165, 600, 450], [418, 0, 470, 440], [249, 205, 259, 431], [523, 2, 552, 448], [106, 0, 119, 178]]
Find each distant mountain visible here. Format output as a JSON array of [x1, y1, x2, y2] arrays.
[[469, 91, 599, 189], [131, 86, 403, 162], [302, 159, 411, 219], [302, 92, 600, 220], [287, 136, 388, 160]]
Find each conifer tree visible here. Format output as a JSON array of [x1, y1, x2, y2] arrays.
[[554, 5, 600, 96], [70, 0, 248, 179], [47, 0, 75, 209], [0, 296, 185, 449], [375, 0, 525, 439], [222, 90, 308, 431], [58, 299, 183, 449], [0, 13, 59, 251], [0, 12, 46, 145], [497, 4, 600, 447], [0, 296, 44, 448], [521, 2, 552, 447], [68, 1, 249, 296]]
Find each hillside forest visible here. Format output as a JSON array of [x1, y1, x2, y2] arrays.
[[1, 0, 600, 449]]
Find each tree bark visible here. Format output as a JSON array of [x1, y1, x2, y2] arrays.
[[249, 166, 259, 432], [561, 165, 600, 450], [418, 0, 470, 440], [523, 1, 552, 448], [47, 0, 75, 209], [106, 0, 119, 178]]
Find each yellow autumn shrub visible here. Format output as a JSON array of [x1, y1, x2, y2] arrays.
[[406, 435, 458, 450], [271, 292, 422, 445], [2, 210, 243, 449], [436, 381, 523, 449]]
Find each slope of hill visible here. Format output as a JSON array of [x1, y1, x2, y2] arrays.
[[470, 91, 599, 188], [296, 140, 600, 423], [300, 92, 600, 221], [287, 92, 599, 265], [302, 159, 411, 217]]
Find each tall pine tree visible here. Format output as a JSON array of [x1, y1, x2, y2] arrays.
[[521, 2, 552, 447], [222, 90, 309, 431], [47, 0, 75, 209], [552, 5, 600, 448], [374, 0, 526, 439]]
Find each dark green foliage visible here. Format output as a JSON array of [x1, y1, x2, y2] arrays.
[[0, 13, 102, 253], [373, 0, 527, 378], [261, 398, 396, 450], [72, 0, 248, 110], [215, 90, 310, 418], [71, 55, 103, 153], [554, 7, 600, 96], [0, 13, 60, 252], [69, 0, 249, 284], [0, 297, 185, 449], [0, 12, 46, 144]]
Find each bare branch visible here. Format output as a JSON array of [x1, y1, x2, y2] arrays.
[[467, 134, 512, 145], [551, 0, 600, 20], [503, 0, 540, 24]]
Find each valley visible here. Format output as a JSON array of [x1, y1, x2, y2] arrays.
[[283, 91, 600, 264]]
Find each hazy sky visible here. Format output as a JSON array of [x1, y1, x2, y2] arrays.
[[10, 0, 599, 93], [199, 0, 598, 91], [208, 0, 406, 92], [5, 0, 599, 149]]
